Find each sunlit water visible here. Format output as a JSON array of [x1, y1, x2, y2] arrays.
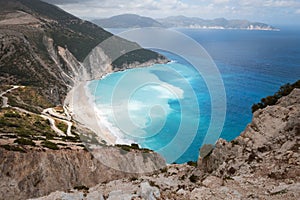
[[88, 27, 300, 163]]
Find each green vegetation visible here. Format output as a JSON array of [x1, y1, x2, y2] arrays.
[[14, 138, 36, 146], [4, 111, 21, 118], [56, 121, 68, 134], [61, 135, 81, 143], [252, 80, 300, 113], [117, 144, 131, 152], [116, 143, 153, 153], [41, 140, 59, 150], [112, 49, 165, 69], [6, 87, 54, 113], [130, 143, 140, 149], [0, 108, 56, 139], [187, 161, 197, 167], [0, 144, 26, 153]]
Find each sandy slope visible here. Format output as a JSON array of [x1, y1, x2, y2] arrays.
[[64, 82, 117, 145]]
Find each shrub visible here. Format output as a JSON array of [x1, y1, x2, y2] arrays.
[[4, 111, 21, 118], [231, 140, 239, 146], [187, 161, 197, 167], [61, 135, 80, 142], [252, 80, 300, 113], [130, 177, 138, 182], [141, 148, 152, 153], [116, 144, 131, 152], [0, 144, 26, 153], [56, 121, 68, 133], [42, 140, 59, 150], [74, 185, 89, 191], [131, 143, 140, 149], [189, 175, 199, 183], [14, 138, 36, 146], [160, 167, 168, 173], [0, 118, 20, 127]]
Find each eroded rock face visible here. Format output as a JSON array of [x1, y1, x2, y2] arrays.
[[0, 147, 165, 200], [198, 89, 300, 180]]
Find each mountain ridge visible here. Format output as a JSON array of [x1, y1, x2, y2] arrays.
[[92, 14, 164, 28], [92, 14, 278, 31]]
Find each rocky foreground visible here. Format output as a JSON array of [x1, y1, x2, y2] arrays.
[[21, 89, 299, 200]]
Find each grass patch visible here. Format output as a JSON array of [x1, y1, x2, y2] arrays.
[[0, 108, 57, 139], [4, 111, 21, 118], [42, 140, 59, 150], [61, 135, 81, 143], [56, 121, 68, 133], [0, 144, 26, 153], [6, 86, 54, 113], [14, 138, 36, 146]]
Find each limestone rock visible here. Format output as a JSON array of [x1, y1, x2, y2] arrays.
[[202, 176, 223, 188], [139, 181, 160, 200]]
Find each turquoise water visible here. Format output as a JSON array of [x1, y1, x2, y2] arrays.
[[88, 27, 300, 163]]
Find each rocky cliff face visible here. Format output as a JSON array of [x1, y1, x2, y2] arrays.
[[195, 88, 300, 199], [198, 89, 300, 179], [31, 89, 300, 200], [0, 146, 165, 200]]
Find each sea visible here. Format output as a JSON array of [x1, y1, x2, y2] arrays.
[[87, 26, 300, 163]]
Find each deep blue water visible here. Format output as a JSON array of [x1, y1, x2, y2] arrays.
[[88, 27, 300, 163]]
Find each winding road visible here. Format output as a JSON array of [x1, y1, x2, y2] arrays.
[[0, 86, 20, 108], [0, 86, 74, 137]]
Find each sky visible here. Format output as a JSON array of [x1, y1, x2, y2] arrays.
[[43, 0, 300, 25]]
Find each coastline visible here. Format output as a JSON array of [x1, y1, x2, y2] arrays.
[[63, 53, 169, 146], [64, 81, 117, 145]]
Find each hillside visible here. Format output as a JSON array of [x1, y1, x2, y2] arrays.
[[0, 0, 167, 105], [0, 1, 168, 198], [92, 14, 278, 30], [92, 14, 163, 28], [157, 16, 278, 30]]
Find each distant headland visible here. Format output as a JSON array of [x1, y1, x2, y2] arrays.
[[92, 14, 279, 31]]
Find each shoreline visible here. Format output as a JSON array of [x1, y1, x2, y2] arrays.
[[63, 56, 169, 146], [64, 81, 118, 145]]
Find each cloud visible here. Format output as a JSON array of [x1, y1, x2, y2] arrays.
[[213, 0, 230, 4], [43, 0, 300, 25], [42, 0, 81, 4]]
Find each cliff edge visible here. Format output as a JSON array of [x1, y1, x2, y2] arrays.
[[30, 89, 300, 199]]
